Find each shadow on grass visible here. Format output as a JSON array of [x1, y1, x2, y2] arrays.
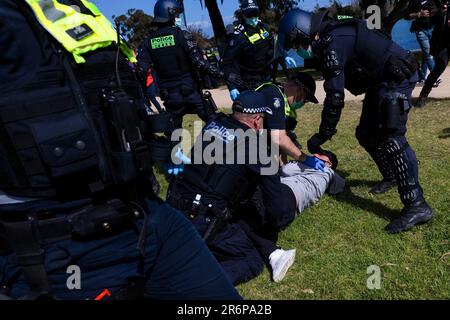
[[332, 173, 401, 222], [439, 128, 450, 139]]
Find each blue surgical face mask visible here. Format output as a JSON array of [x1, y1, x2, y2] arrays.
[[174, 17, 183, 28], [246, 17, 259, 27], [297, 47, 314, 59]]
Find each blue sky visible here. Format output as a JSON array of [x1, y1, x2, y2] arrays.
[[94, 0, 350, 36]]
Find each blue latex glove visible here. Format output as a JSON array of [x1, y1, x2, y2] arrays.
[[175, 148, 191, 164], [285, 56, 297, 67], [230, 89, 240, 101], [163, 163, 184, 176], [302, 155, 326, 172]]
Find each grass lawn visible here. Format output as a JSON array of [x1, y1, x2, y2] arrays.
[[155, 99, 450, 300]]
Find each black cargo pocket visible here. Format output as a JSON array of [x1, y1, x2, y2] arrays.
[[30, 110, 99, 179]]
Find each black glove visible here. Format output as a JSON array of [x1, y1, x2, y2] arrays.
[[307, 133, 327, 154], [226, 73, 245, 89]]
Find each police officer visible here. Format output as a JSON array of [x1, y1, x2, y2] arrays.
[[167, 91, 298, 284], [256, 72, 325, 170], [137, 0, 227, 128], [223, 0, 282, 100], [278, 9, 435, 233], [0, 0, 240, 300], [205, 48, 221, 88]]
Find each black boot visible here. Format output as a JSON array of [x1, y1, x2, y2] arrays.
[[385, 199, 434, 234], [369, 178, 396, 195], [381, 138, 434, 233], [415, 96, 427, 108]]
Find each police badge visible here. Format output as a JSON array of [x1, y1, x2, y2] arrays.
[[273, 98, 281, 109]]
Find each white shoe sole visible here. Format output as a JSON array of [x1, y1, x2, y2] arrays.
[[272, 250, 296, 283]]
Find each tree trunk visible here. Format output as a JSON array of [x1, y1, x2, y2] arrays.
[[205, 0, 227, 49], [382, 0, 410, 35]]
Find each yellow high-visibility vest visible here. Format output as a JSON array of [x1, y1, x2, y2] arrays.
[[256, 82, 297, 120], [244, 26, 270, 45], [25, 0, 136, 63]]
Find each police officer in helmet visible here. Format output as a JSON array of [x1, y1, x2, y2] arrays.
[[222, 0, 277, 101], [278, 9, 435, 233], [138, 0, 227, 128], [0, 0, 240, 300]]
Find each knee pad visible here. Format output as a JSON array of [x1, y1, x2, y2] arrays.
[[383, 137, 422, 204]]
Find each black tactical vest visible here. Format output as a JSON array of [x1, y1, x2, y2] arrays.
[[320, 19, 395, 94], [0, 7, 151, 200], [238, 24, 275, 74], [177, 113, 259, 208], [148, 26, 192, 84]]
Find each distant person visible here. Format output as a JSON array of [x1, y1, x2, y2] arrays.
[[405, 0, 440, 86], [222, 0, 277, 100], [416, 1, 450, 107], [145, 66, 163, 111]]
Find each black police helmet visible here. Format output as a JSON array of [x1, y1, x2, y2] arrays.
[[154, 0, 184, 23], [240, 0, 259, 17], [291, 72, 319, 104], [278, 9, 328, 50]]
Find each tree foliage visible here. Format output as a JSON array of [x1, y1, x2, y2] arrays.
[[113, 9, 154, 49]]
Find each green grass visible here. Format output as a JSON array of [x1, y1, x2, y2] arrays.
[[155, 99, 450, 300]]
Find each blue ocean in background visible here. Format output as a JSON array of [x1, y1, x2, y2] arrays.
[[289, 19, 419, 67]]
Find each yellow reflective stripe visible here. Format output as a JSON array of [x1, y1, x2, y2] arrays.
[[25, 0, 136, 63], [255, 83, 296, 119], [260, 28, 268, 39], [245, 31, 261, 44], [81, 0, 101, 15]]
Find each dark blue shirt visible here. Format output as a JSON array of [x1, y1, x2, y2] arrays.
[[258, 85, 287, 130]]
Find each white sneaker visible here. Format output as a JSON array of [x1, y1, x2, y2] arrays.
[[269, 248, 296, 282]]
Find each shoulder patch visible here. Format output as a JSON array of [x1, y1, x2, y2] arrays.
[[273, 98, 281, 109], [234, 24, 244, 35]]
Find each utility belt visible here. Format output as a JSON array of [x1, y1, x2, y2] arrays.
[[0, 198, 145, 299], [0, 199, 138, 249], [167, 192, 230, 245]]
